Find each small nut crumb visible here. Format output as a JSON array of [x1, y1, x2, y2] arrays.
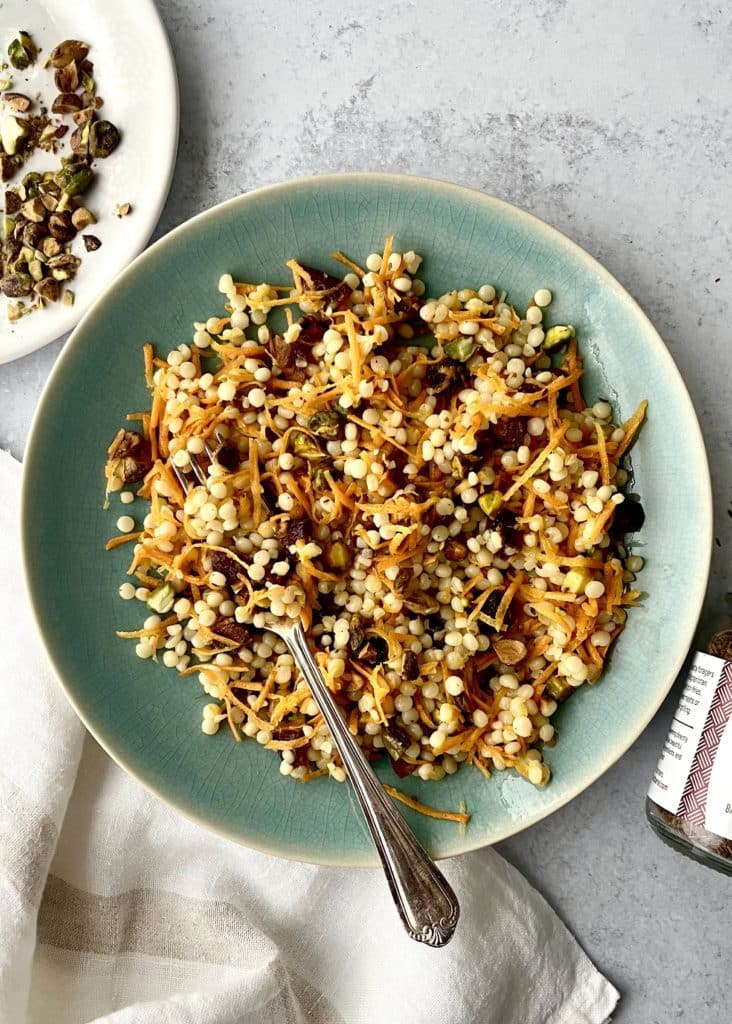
[[492, 639, 527, 665]]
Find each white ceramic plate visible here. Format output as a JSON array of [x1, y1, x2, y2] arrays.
[[1, 0, 178, 364]]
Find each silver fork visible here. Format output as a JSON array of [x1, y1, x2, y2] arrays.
[[171, 439, 460, 946]]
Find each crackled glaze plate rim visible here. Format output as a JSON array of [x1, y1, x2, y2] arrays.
[[22, 173, 712, 865]]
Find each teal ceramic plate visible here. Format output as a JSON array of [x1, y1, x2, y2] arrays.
[[22, 174, 712, 865]]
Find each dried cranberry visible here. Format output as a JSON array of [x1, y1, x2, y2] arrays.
[[494, 509, 522, 551], [425, 361, 468, 394], [297, 315, 325, 346], [478, 588, 514, 634], [109, 429, 147, 459], [210, 550, 242, 586], [610, 498, 645, 536], [216, 445, 241, 472], [300, 264, 342, 291], [283, 517, 311, 549], [403, 651, 420, 680], [211, 617, 254, 648], [348, 620, 367, 657], [362, 635, 388, 665], [109, 430, 152, 482], [394, 567, 411, 593], [391, 758, 416, 778], [490, 417, 527, 449]]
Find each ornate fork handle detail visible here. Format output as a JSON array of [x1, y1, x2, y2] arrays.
[[273, 620, 460, 947]]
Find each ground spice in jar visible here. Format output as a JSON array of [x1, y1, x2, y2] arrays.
[[646, 614, 732, 874]]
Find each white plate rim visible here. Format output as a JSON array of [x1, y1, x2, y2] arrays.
[[1, 0, 179, 365]]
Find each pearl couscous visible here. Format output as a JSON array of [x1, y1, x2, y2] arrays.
[[104, 238, 646, 798]]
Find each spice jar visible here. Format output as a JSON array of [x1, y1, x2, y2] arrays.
[[646, 611, 732, 874]]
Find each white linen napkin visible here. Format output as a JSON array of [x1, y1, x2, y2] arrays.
[[0, 449, 619, 1024]]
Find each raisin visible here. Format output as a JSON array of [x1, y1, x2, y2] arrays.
[[268, 335, 308, 381]]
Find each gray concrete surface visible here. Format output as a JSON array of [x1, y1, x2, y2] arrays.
[[2, 1, 729, 1019]]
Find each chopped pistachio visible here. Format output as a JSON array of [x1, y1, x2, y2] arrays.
[[0, 115, 27, 156], [34, 277, 60, 302], [55, 163, 93, 196], [48, 212, 76, 242], [21, 197, 46, 222], [492, 638, 527, 665], [48, 39, 89, 69], [563, 567, 591, 594], [90, 119, 120, 158], [382, 729, 408, 761], [41, 236, 62, 258], [1, 272, 32, 297], [544, 324, 576, 350], [309, 409, 342, 438], [115, 201, 132, 218], [52, 93, 83, 114], [8, 300, 29, 321], [323, 541, 352, 571], [28, 259, 44, 282], [72, 206, 96, 230], [2, 92, 31, 113], [0, 78, 13, 92], [478, 491, 503, 518], [291, 431, 325, 460], [8, 32, 37, 71], [54, 62, 79, 93], [444, 337, 475, 361], [309, 463, 328, 492], [62, 289, 74, 307], [545, 675, 574, 703], [146, 582, 175, 614], [21, 171, 42, 197]]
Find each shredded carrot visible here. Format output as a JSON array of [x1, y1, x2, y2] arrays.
[[614, 400, 648, 459], [143, 343, 154, 387], [106, 531, 143, 550], [384, 785, 471, 826], [595, 422, 610, 486]]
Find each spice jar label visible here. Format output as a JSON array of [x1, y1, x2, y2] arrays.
[[648, 651, 732, 839]]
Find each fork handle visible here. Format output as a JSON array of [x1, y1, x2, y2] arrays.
[[283, 623, 459, 947]]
